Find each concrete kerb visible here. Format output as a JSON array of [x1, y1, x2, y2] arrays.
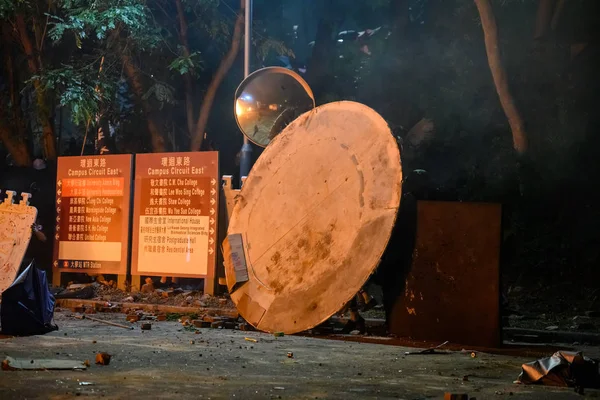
[[504, 327, 600, 346], [55, 298, 239, 318], [54, 300, 600, 350]]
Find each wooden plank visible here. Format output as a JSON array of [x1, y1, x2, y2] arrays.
[[225, 101, 402, 334], [0, 191, 37, 295], [2, 357, 87, 371]]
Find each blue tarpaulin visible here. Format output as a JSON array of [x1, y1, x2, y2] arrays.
[[1, 261, 58, 336]]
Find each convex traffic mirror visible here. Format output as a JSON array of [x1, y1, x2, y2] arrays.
[[234, 67, 315, 147]]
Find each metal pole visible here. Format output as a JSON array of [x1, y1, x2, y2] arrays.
[[244, 0, 251, 79], [239, 0, 253, 181]]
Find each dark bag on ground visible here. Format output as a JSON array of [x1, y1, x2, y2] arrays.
[[1, 261, 58, 336]]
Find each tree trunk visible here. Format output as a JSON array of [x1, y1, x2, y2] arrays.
[[474, 0, 527, 154], [121, 52, 166, 153], [534, 0, 556, 39], [550, 0, 566, 31], [2, 24, 30, 158], [175, 0, 196, 137], [190, 0, 244, 152], [0, 122, 31, 167], [15, 15, 57, 160]]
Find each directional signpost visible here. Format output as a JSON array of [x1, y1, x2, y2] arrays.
[[131, 152, 219, 294], [52, 155, 133, 288]]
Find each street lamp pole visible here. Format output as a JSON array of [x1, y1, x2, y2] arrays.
[[239, 0, 253, 181]]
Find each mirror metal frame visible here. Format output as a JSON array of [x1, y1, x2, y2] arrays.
[[233, 66, 315, 148]]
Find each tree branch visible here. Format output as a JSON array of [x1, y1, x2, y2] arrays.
[[550, 0, 566, 31], [38, 0, 52, 52], [16, 14, 57, 160], [175, 0, 196, 137], [190, 0, 244, 151], [534, 0, 556, 40], [0, 120, 31, 167], [121, 50, 166, 153], [474, 0, 527, 154]]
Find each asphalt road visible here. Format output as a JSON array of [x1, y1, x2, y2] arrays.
[[1, 312, 598, 399]]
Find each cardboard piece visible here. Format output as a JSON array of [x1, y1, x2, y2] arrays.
[[222, 234, 249, 293]]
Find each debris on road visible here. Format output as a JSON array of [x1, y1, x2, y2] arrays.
[[95, 352, 112, 366], [74, 314, 134, 330], [516, 351, 600, 388], [461, 349, 478, 358], [126, 314, 140, 322], [2, 357, 87, 371], [245, 337, 258, 343], [405, 341, 450, 355], [141, 278, 154, 292], [287, 352, 294, 358], [444, 394, 468, 400], [211, 321, 224, 329], [193, 320, 211, 328], [239, 323, 255, 331], [141, 322, 152, 330], [55, 285, 95, 299]]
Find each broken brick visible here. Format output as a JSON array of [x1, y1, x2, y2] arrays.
[[141, 323, 152, 330], [210, 321, 224, 329], [156, 314, 167, 321], [192, 320, 211, 328], [203, 315, 225, 323], [239, 323, 255, 332], [444, 394, 468, 400], [95, 353, 111, 366], [141, 283, 154, 293], [126, 315, 139, 323]]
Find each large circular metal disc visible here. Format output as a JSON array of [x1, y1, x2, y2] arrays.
[[226, 101, 402, 334]]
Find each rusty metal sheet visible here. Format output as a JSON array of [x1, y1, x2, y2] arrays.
[[389, 201, 502, 347], [225, 101, 402, 334]]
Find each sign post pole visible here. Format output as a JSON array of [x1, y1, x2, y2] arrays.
[[239, 0, 253, 179]]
